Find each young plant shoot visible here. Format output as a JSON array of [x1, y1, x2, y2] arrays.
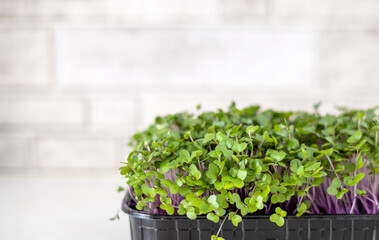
[[120, 103, 379, 240]]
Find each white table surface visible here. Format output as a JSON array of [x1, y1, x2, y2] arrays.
[[0, 170, 131, 240]]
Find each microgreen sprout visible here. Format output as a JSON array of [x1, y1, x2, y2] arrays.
[[120, 103, 379, 240]]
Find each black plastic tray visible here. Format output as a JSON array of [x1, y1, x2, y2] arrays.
[[122, 196, 379, 240]]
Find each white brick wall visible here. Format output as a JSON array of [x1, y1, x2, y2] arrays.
[[0, 98, 85, 125], [218, 0, 267, 21], [0, 0, 130, 23], [90, 96, 136, 127], [56, 28, 315, 88], [273, 0, 379, 21], [0, 30, 50, 87], [319, 30, 379, 90], [0, 0, 378, 169], [36, 137, 122, 168], [0, 134, 31, 168]]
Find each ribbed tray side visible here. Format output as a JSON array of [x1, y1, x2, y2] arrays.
[[126, 213, 379, 239]]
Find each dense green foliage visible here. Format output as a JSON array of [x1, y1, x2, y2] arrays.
[[120, 103, 379, 239]]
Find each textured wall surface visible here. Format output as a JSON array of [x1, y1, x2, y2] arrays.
[[0, 0, 379, 169]]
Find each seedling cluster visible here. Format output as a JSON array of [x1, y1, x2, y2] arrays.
[[120, 103, 379, 240]]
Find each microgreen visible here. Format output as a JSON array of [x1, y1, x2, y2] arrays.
[[119, 103, 379, 240]]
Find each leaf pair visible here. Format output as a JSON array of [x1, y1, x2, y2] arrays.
[[270, 207, 287, 226]]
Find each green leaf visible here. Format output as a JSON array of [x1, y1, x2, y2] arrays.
[[355, 139, 367, 150], [304, 162, 321, 172], [206, 163, 219, 181], [141, 184, 155, 197], [136, 201, 145, 210], [180, 149, 190, 157], [232, 142, 247, 153], [347, 131, 362, 144], [312, 171, 327, 178], [109, 214, 120, 221], [231, 193, 241, 204], [345, 172, 365, 186], [336, 188, 348, 199], [207, 212, 220, 223], [356, 155, 364, 170], [296, 166, 304, 176], [191, 150, 203, 158], [189, 164, 201, 180], [269, 150, 287, 162], [263, 131, 273, 142], [327, 185, 338, 196], [184, 130, 192, 140], [296, 203, 308, 217], [178, 186, 192, 197], [290, 159, 301, 173], [209, 150, 222, 159], [275, 207, 287, 217], [270, 213, 284, 226], [211, 235, 224, 240], [246, 125, 259, 135], [159, 160, 171, 173], [215, 208, 226, 217], [286, 138, 299, 151], [160, 179, 179, 194], [229, 212, 242, 227], [261, 173, 272, 184], [216, 131, 227, 143], [203, 133, 215, 144], [277, 186, 287, 194], [331, 178, 341, 188], [186, 211, 197, 220], [155, 188, 168, 197], [215, 145, 233, 158], [207, 195, 219, 208], [237, 169, 247, 180], [164, 205, 175, 215], [313, 101, 321, 111], [325, 136, 335, 145], [271, 193, 285, 204], [357, 189, 367, 195], [256, 195, 264, 209]]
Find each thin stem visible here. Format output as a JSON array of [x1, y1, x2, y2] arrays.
[[326, 155, 341, 182], [350, 153, 361, 214], [189, 135, 202, 150], [372, 193, 379, 213], [170, 198, 180, 208], [197, 157, 203, 172], [251, 185, 256, 196], [247, 134, 254, 158], [267, 200, 273, 213], [349, 184, 357, 214], [350, 172, 358, 214], [293, 178, 311, 214], [363, 187, 379, 212], [129, 187, 138, 203], [363, 196, 377, 205], [189, 135, 195, 144], [215, 213, 230, 238], [255, 141, 265, 156], [146, 143, 151, 152]]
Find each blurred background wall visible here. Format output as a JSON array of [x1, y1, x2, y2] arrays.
[[0, 0, 379, 170]]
